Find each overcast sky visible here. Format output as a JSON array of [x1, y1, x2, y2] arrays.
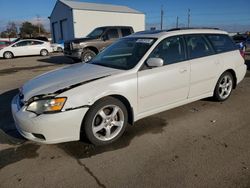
[[0, 0, 250, 32]]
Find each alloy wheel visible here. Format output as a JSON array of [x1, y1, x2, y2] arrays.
[[218, 75, 233, 100], [92, 105, 125, 141]]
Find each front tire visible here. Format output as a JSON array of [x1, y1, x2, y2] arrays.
[[81, 49, 96, 63], [213, 72, 234, 101], [3, 51, 13, 59], [83, 97, 128, 146]]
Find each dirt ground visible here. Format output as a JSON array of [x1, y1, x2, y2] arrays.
[[0, 53, 250, 188]]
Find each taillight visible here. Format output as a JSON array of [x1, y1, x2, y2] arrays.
[[239, 50, 245, 59]]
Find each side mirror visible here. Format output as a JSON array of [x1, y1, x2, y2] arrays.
[[146, 58, 164, 68], [12, 44, 17, 47]]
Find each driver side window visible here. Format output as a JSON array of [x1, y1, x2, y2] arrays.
[[149, 36, 186, 65]]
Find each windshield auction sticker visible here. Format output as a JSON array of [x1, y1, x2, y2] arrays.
[[136, 39, 154, 44]]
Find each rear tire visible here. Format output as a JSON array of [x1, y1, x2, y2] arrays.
[[40, 49, 49, 56], [82, 97, 128, 146], [3, 51, 13, 59], [81, 49, 96, 63], [213, 72, 234, 101]]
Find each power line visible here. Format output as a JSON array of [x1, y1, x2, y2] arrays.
[[36, 14, 41, 35], [160, 5, 164, 30], [176, 16, 179, 28], [188, 9, 191, 28]]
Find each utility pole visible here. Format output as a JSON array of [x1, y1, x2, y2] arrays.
[[37, 15, 41, 35], [160, 5, 164, 30], [187, 9, 191, 28], [176, 16, 179, 28]]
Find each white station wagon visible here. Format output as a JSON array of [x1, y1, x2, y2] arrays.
[[12, 28, 247, 145]]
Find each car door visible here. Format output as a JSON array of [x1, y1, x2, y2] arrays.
[[11, 41, 30, 56], [185, 34, 220, 98], [138, 36, 190, 114]]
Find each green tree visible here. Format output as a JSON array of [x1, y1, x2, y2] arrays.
[[20, 21, 47, 37], [20, 22, 35, 37]]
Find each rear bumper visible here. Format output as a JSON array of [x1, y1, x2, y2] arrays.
[[236, 64, 247, 84], [11, 95, 88, 144]]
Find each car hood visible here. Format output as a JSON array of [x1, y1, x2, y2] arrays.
[[22, 63, 122, 101]]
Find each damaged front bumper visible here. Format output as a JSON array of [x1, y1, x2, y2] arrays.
[[64, 49, 82, 60], [11, 95, 89, 144]]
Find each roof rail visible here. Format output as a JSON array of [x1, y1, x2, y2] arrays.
[[167, 27, 220, 32]]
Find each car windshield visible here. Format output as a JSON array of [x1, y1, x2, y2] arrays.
[[87, 28, 106, 38], [91, 38, 156, 70]]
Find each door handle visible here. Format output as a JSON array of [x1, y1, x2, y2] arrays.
[[179, 68, 187, 73]]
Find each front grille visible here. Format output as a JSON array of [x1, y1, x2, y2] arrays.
[[64, 42, 71, 51]]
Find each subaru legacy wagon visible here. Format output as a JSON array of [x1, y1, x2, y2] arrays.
[[12, 28, 247, 145]]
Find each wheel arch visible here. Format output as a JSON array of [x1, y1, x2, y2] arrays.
[[40, 48, 49, 54], [84, 46, 99, 55], [81, 94, 134, 128], [109, 94, 134, 126], [79, 94, 134, 141], [224, 69, 237, 89], [3, 51, 14, 58]]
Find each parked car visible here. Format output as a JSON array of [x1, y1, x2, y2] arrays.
[[13, 36, 49, 43], [12, 28, 246, 145], [232, 34, 247, 44], [0, 39, 53, 59], [243, 37, 250, 54], [64, 26, 134, 62], [0, 40, 12, 49]]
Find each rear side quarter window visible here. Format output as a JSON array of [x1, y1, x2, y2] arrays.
[[121, 28, 132, 37], [206, 34, 237, 53]]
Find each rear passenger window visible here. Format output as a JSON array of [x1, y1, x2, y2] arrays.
[[33, 41, 44, 45], [106, 29, 119, 39], [121, 28, 132, 37], [149, 36, 186, 65], [207, 34, 236, 53], [186, 35, 214, 59]]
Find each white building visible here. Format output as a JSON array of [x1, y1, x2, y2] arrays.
[[49, 0, 145, 43]]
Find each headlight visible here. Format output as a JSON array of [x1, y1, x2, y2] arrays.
[[26, 97, 66, 114]]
